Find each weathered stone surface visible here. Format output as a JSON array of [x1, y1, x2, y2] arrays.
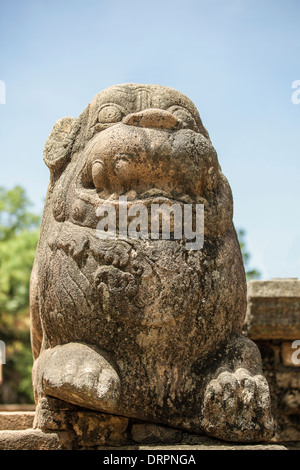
[[244, 279, 300, 442], [0, 429, 287, 450], [281, 391, 300, 415], [0, 429, 72, 450], [33, 396, 75, 431], [252, 338, 300, 443], [126, 444, 287, 451], [276, 371, 300, 389], [0, 412, 34, 430], [0, 404, 35, 412], [72, 411, 129, 447], [246, 279, 300, 340], [31, 83, 274, 442], [131, 423, 183, 444]]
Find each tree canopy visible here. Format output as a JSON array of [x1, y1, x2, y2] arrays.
[[0, 186, 40, 403]]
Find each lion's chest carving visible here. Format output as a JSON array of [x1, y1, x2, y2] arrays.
[[40, 221, 203, 350]]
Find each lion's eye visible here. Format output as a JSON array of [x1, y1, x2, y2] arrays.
[[98, 104, 124, 124], [167, 106, 197, 131]]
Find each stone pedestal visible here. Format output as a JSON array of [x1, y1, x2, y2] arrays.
[[0, 403, 287, 450]]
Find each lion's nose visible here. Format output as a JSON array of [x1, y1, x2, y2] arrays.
[[122, 108, 180, 130]]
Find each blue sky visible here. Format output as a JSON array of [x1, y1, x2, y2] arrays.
[[0, 0, 299, 280]]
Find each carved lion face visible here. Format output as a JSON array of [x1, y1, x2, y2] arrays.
[[43, 84, 228, 237]]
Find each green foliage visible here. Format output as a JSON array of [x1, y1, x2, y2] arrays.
[[0, 186, 40, 403], [0, 186, 40, 241], [237, 228, 261, 282]]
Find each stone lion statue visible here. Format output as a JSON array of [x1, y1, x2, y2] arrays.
[[31, 84, 274, 441]]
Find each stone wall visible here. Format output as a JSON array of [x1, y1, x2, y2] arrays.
[[245, 279, 300, 442]]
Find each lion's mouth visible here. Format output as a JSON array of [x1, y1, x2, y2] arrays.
[[95, 187, 197, 206], [139, 188, 194, 205], [70, 185, 206, 238]]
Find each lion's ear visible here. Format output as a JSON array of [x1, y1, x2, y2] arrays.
[[43, 117, 79, 176]]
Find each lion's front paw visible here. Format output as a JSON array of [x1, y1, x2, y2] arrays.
[[201, 368, 274, 442], [33, 343, 120, 413]]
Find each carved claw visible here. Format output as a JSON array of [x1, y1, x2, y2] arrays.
[[201, 368, 274, 442]]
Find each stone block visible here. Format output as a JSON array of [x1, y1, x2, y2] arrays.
[[0, 429, 72, 450], [246, 279, 300, 340], [137, 444, 287, 451], [0, 412, 35, 430], [282, 391, 300, 415], [33, 396, 75, 431], [276, 371, 300, 389], [71, 411, 129, 447]]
